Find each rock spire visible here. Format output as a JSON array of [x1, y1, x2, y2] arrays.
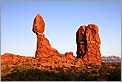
[[76, 24, 102, 65]]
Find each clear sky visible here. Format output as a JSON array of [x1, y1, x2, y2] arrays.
[[1, 1, 121, 57]]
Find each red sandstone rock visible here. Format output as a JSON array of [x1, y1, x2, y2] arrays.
[[2, 14, 103, 74], [1, 53, 37, 66], [76, 24, 102, 65], [32, 14, 78, 68], [33, 14, 45, 35], [76, 58, 84, 66], [65, 52, 75, 60], [32, 14, 60, 58], [35, 33, 60, 58]]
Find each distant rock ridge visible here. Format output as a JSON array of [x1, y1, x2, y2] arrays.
[[102, 56, 121, 62]]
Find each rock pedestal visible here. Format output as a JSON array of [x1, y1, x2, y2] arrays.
[[35, 34, 60, 58], [33, 14, 60, 58]]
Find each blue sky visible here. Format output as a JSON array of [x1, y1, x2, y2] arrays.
[[1, 1, 121, 57]]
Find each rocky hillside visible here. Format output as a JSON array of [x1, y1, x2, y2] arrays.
[[1, 53, 121, 81]]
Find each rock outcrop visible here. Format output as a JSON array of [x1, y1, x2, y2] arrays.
[[33, 14, 45, 35], [76, 24, 102, 65], [33, 14, 101, 66], [1, 15, 103, 81], [32, 14, 77, 68], [33, 14, 60, 58], [1, 53, 37, 66]]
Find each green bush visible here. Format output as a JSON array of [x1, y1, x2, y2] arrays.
[[107, 66, 121, 81]]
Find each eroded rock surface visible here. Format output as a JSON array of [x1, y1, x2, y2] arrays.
[[76, 24, 102, 65], [33, 14, 101, 66], [33, 14, 60, 58], [33, 14, 45, 35], [2, 14, 102, 72], [35, 34, 60, 58]]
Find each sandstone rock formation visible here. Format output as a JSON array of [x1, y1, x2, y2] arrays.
[[32, 14, 78, 68], [76, 24, 102, 65], [1, 53, 37, 66], [1, 13, 110, 81], [65, 52, 75, 60], [33, 14, 45, 35], [33, 14, 60, 58], [32, 14, 101, 66]]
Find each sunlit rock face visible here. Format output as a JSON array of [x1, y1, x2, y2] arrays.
[[33, 14, 45, 35], [76, 24, 102, 65], [32, 14, 77, 68], [32, 14, 101, 66], [32, 14, 60, 58]]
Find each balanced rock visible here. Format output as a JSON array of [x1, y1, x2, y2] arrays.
[[33, 14, 45, 35], [76, 24, 102, 65], [33, 14, 60, 58]]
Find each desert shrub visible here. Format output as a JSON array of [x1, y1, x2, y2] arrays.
[[99, 62, 121, 81], [53, 68, 69, 80], [11, 69, 54, 81], [2, 63, 121, 81], [6, 67, 72, 81], [63, 69, 76, 81], [75, 70, 90, 80], [91, 70, 98, 74], [55, 67, 64, 72], [13, 66, 28, 72], [13, 69, 44, 80], [98, 65, 109, 80], [85, 74, 98, 81], [107, 66, 121, 81], [56, 71, 70, 80]]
